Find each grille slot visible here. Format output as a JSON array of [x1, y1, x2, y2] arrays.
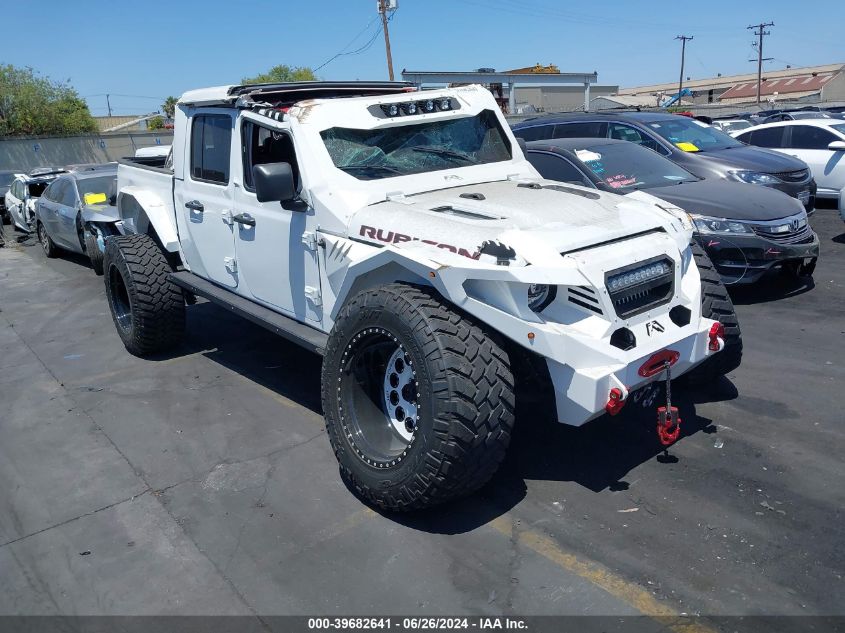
[[772, 169, 810, 183], [567, 286, 603, 315], [751, 215, 813, 244]]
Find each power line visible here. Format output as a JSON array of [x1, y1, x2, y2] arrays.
[[747, 22, 774, 104], [313, 15, 382, 72]]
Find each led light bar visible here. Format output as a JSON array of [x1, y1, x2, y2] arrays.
[[607, 260, 672, 293], [379, 98, 453, 117]]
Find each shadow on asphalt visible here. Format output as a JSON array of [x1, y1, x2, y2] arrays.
[[145, 298, 742, 534], [728, 271, 814, 305]]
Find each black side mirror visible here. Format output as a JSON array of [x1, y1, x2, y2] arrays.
[[516, 137, 528, 154], [253, 162, 296, 204]]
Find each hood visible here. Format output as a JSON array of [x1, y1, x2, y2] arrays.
[[644, 179, 804, 222], [688, 145, 808, 174], [348, 180, 674, 264], [81, 202, 119, 224]]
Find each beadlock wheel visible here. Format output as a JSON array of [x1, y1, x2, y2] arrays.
[[322, 283, 515, 512], [339, 328, 419, 468]]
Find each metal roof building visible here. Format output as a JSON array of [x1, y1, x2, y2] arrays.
[[618, 63, 845, 105]]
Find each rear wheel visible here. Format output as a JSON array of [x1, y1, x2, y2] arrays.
[[686, 241, 742, 383], [103, 233, 185, 356], [322, 283, 515, 511], [37, 222, 57, 258]]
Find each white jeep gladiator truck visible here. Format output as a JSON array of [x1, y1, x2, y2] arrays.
[[101, 81, 741, 511]]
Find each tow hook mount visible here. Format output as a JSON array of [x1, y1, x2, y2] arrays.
[[656, 360, 681, 445]]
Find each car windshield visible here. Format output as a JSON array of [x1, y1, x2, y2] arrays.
[[719, 121, 752, 133], [0, 173, 15, 187], [647, 117, 743, 151], [572, 143, 698, 191], [321, 110, 512, 180], [77, 175, 116, 198]]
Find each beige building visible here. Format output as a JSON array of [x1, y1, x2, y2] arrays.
[[618, 63, 845, 105]]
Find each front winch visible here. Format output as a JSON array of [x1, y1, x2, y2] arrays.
[[656, 360, 681, 446]]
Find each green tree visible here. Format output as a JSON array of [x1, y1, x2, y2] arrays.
[[147, 116, 165, 130], [161, 96, 178, 119], [241, 65, 317, 84], [0, 64, 97, 136]]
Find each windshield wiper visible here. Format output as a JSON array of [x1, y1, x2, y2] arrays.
[[407, 146, 475, 163], [339, 164, 403, 175]]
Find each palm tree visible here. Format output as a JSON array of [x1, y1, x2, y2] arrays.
[[162, 96, 178, 119]]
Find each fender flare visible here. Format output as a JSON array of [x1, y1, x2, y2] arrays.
[[118, 186, 179, 252]]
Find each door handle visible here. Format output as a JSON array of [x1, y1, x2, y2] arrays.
[[185, 200, 204, 212], [233, 212, 256, 227]]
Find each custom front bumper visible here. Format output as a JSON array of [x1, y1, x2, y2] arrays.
[[696, 230, 820, 284]]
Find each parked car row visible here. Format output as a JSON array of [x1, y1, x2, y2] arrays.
[[511, 110, 823, 284]]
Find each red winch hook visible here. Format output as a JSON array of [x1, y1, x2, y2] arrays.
[[656, 360, 681, 446]]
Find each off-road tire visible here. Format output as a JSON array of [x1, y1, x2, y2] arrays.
[[103, 233, 184, 356], [37, 222, 57, 258], [685, 241, 742, 383], [322, 283, 515, 511], [85, 230, 104, 275]]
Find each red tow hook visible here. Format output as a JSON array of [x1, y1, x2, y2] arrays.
[[656, 360, 681, 446], [708, 322, 725, 351], [606, 387, 627, 416]]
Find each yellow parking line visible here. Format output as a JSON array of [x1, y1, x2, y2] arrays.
[[489, 516, 716, 633]]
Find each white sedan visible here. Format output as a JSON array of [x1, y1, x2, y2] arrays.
[[734, 119, 845, 211]]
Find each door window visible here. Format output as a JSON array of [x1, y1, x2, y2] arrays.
[[191, 114, 232, 184], [788, 125, 838, 150], [242, 120, 301, 192], [44, 179, 65, 202], [608, 123, 665, 153], [551, 121, 608, 139], [527, 151, 591, 186], [58, 179, 79, 206], [742, 127, 785, 148], [513, 124, 554, 141]]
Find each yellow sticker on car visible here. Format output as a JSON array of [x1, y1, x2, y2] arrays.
[[83, 192, 107, 205], [675, 142, 700, 152]]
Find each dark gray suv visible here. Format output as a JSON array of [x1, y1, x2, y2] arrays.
[[512, 112, 816, 212]]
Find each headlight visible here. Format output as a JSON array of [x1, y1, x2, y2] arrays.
[[527, 284, 555, 312], [691, 215, 753, 234], [730, 170, 780, 185]]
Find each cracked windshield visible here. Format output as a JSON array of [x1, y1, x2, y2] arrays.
[[321, 109, 512, 179]]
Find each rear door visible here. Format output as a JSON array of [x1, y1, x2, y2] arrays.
[[173, 111, 238, 288], [231, 116, 322, 323], [784, 125, 844, 194]]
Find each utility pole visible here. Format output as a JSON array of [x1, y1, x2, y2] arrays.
[[378, 0, 396, 81], [747, 22, 774, 104], [106, 94, 112, 117], [675, 35, 693, 101]]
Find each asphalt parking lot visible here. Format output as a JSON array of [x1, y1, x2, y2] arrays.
[[0, 208, 843, 630]]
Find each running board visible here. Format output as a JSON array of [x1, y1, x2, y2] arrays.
[[169, 271, 328, 355]]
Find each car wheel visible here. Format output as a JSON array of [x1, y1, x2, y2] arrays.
[[103, 234, 185, 356], [37, 222, 57, 258], [85, 229, 104, 275], [322, 283, 515, 511]]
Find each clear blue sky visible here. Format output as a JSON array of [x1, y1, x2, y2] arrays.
[[2, 0, 842, 116]]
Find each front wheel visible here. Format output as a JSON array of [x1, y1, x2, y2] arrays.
[[85, 229, 104, 275], [685, 241, 742, 383], [103, 233, 185, 356], [37, 222, 57, 258], [322, 283, 515, 511]]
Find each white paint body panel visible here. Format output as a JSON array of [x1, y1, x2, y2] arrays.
[[113, 83, 723, 426]]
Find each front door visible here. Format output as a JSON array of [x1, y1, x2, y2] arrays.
[[785, 125, 845, 194], [231, 117, 322, 323], [174, 111, 238, 288]]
